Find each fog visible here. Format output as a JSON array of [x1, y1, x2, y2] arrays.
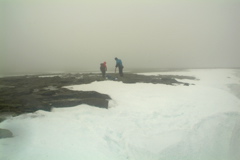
[[1, 0, 240, 74]]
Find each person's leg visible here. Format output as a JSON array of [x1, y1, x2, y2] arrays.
[[118, 67, 121, 76], [103, 70, 106, 77], [119, 67, 123, 77], [101, 70, 104, 77]]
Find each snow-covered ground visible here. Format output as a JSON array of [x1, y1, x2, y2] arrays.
[[1, 69, 240, 160]]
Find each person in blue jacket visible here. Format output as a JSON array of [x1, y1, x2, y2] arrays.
[[115, 57, 124, 77]]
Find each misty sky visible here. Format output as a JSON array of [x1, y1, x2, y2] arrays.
[[1, 0, 240, 74]]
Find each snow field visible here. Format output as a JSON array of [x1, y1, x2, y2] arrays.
[[0, 69, 240, 160]]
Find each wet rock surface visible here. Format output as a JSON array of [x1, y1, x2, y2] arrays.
[[0, 73, 195, 115], [0, 128, 13, 139]]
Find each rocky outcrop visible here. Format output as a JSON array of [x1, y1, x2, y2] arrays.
[[0, 72, 195, 115], [0, 74, 111, 115], [0, 128, 13, 139], [0, 86, 110, 115]]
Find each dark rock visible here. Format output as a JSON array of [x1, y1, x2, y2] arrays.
[[0, 113, 17, 123], [39, 90, 56, 96], [0, 118, 5, 123], [81, 98, 109, 109], [50, 99, 83, 108], [0, 72, 195, 115], [0, 128, 13, 139]]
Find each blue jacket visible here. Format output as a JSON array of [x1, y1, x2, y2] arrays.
[[115, 59, 123, 68]]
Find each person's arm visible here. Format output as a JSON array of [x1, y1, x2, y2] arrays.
[[115, 60, 119, 68], [115, 60, 119, 72]]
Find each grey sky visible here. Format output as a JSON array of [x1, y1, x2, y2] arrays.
[[1, 0, 240, 74]]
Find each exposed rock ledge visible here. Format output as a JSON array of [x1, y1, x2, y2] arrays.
[[0, 128, 13, 139], [0, 73, 195, 116]]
